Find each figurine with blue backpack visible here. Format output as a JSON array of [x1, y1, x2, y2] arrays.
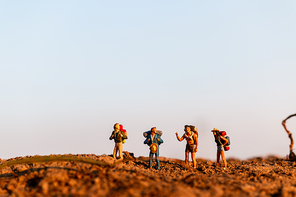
[[211, 128, 230, 168], [144, 127, 164, 170]]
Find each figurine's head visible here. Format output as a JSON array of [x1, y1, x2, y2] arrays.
[[113, 123, 120, 130], [184, 125, 191, 133], [211, 128, 220, 135], [151, 127, 157, 134]]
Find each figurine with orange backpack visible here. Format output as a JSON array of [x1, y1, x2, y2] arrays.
[[211, 128, 230, 168], [175, 125, 198, 168], [109, 123, 128, 160]]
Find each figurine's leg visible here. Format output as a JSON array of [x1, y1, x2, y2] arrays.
[[185, 151, 189, 165], [118, 143, 123, 159], [148, 152, 153, 168], [113, 145, 117, 159], [216, 151, 220, 166], [221, 151, 227, 168], [191, 152, 196, 168], [156, 151, 160, 170]]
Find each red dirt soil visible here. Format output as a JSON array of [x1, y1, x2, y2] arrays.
[[0, 153, 295, 197]]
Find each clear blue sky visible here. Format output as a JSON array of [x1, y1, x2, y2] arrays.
[[1, 1, 296, 160]]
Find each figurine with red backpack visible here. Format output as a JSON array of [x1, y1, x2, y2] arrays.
[[211, 128, 230, 168], [109, 123, 128, 160]]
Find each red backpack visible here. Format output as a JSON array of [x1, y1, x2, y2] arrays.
[[220, 131, 230, 151], [119, 125, 127, 144]]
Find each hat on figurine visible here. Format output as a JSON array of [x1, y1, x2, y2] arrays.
[[150, 143, 158, 153], [211, 128, 219, 132]]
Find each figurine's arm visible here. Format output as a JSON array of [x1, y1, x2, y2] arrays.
[[157, 135, 163, 144], [144, 136, 150, 144], [109, 131, 115, 140], [220, 136, 228, 146], [194, 134, 198, 152], [194, 134, 198, 147], [175, 132, 184, 141]]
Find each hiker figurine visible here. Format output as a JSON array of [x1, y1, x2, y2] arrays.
[[211, 128, 228, 168], [175, 125, 198, 168], [144, 127, 164, 170], [109, 123, 128, 159]]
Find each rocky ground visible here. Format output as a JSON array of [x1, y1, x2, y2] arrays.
[[0, 153, 295, 197]]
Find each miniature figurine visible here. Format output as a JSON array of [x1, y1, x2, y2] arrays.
[[211, 128, 228, 168], [175, 125, 198, 168], [109, 123, 128, 159], [144, 127, 163, 170]]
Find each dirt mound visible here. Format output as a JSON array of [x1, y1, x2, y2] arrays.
[[0, 153, 295, 196]]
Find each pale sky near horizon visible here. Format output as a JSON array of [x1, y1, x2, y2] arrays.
[[1, 1, 296, 161]]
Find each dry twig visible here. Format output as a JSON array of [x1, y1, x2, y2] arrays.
[[282, 114, 296, 160]]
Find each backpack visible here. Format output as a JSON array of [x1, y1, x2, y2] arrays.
[[220, 131, 230, 151], [189, 125, 198, 137], [143, 130, 162, 138], [119, 125, 127, 143]]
